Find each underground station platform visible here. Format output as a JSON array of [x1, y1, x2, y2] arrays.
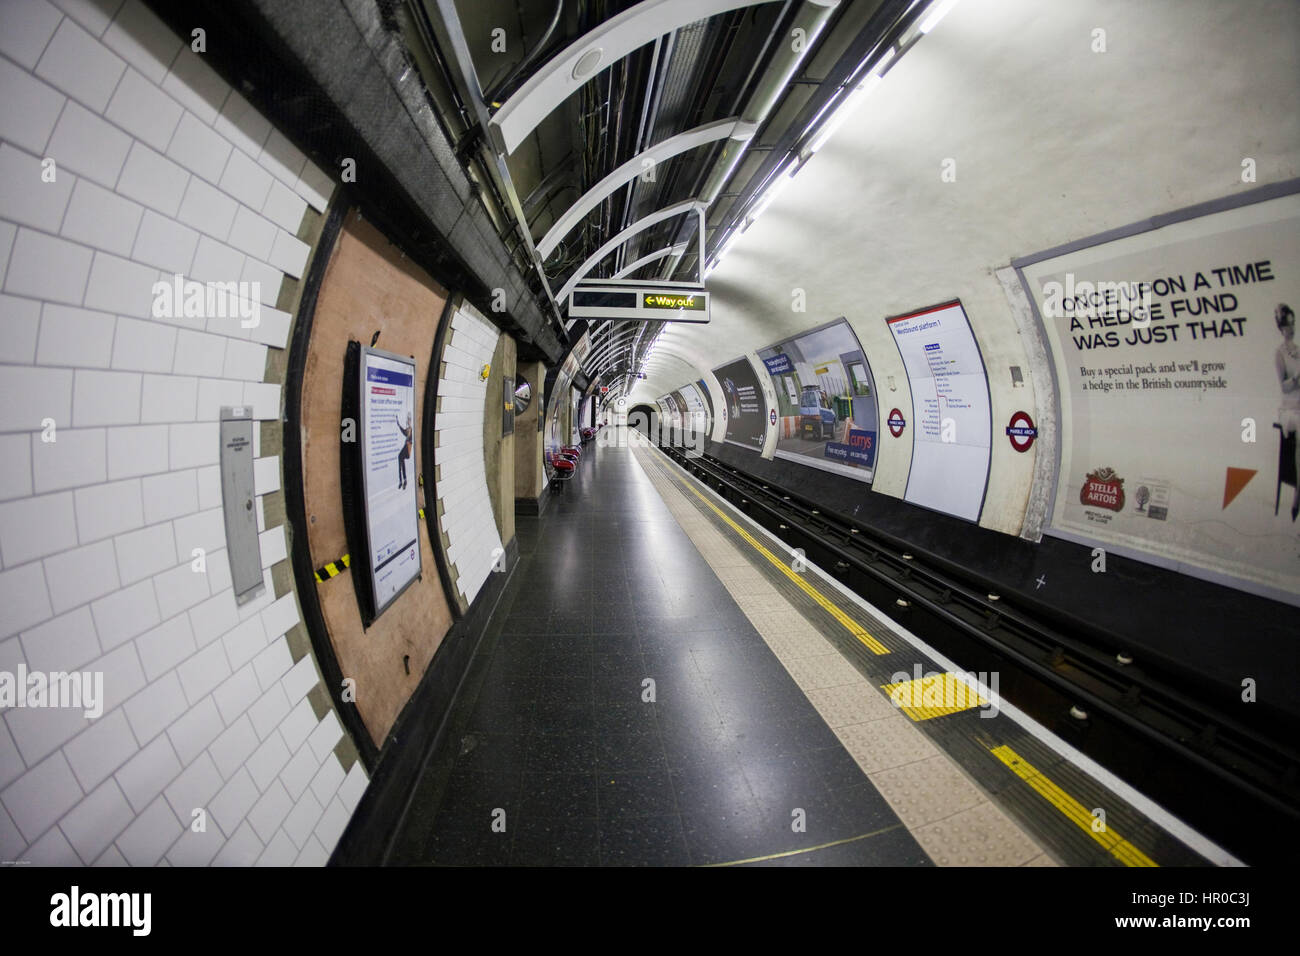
[[2, 0, 1293, 940]]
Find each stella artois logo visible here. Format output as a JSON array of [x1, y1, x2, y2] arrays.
[[1081, 467, 1125, 512]]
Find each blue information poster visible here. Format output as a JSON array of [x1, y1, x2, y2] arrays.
[[360, 346, 422, 615]]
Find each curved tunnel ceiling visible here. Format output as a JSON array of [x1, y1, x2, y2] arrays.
[[423, 0, 915, 382], [629, 0, 1300, 404]]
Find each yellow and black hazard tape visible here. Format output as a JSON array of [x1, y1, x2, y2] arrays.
[[314, 553, 350, 582]]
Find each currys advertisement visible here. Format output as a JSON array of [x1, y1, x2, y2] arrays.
[[756, 318, 879, 482]]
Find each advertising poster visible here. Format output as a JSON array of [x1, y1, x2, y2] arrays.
[[655, 397, 674, 439], [665, 392, 685, 432], [1019, 190, 1300, 601], [714, 356, 768, 450], [886, 301, 992, 521], [757, 318, 879, 482], [360, 346, 422, 615], [695, 378, 715, 428], [678, 382, 710, 435], [547, 351, 579, 452]]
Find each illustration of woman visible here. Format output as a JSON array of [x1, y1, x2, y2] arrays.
[[395, 411, 413, 490], [1276, 303, 1300, 521]]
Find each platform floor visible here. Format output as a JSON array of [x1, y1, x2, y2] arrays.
[[387, 431, 1217, 866]]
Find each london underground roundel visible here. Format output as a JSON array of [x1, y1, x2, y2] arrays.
[[1005, 411, 1038, 452], [887, 408, 906, 438]]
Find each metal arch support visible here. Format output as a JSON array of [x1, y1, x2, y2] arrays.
[[584, 333, 645, 378], [489, 0, 780, 155], [584, 329, 641, 370], [587, 342, 638, 378], [583, 319, 639, 361], [556, 198, 707, 304], [695, 205, 708, 281], [536, 118, 755, 259], [429, 0, 566, 336], [612, 243, 690, 279]]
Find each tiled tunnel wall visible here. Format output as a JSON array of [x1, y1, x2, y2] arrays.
[[0, 0, 366, 865], [435, 302, 506, 612]]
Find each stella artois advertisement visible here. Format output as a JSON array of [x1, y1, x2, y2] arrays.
[[1020, 190, 1300, 604]]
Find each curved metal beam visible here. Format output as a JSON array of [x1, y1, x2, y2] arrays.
[[556, 199, 706, 304], [612, 242, 690, 279], [536, 118, 754, 258], [584, 329, 641, 372], [489, 0, 782, 155]]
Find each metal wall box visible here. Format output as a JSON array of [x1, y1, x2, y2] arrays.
[[220, 406, 265, 605]]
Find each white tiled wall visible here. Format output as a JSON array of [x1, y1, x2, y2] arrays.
[[0, 0, 365, 866], [436, 303, 504, 606]]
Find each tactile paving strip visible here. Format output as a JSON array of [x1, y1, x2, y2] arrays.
[[912, 802, 1047, 867], [868, 755, 989, 829]]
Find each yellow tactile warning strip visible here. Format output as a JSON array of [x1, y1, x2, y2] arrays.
[[676, 471, 889, 655], [628, 439, 1055, 866], [882, 672, 987, 721], [991, 745, 1158, 867]]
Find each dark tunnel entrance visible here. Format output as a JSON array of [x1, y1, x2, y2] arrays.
[[628, 404, 659, 439]]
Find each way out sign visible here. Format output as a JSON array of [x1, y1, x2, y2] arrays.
[[1005, 411, 1037, 452]]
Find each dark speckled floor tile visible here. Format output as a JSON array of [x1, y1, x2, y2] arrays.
[[518, 771, 599, 818], [595, 731, 667, 773], [450, 733, 527, 774], [423, 823, 514, 867], [681, 805, 784, 865], [522, 733, 596, 774], [510, 815, 600, 866], [431, 769, 521, 832], [597, 814, 691, 866], [597, 770, 678, 818]]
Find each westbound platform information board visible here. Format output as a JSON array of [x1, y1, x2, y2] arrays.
[[359, 346, 422, 616], [886, 301, 992, 521]]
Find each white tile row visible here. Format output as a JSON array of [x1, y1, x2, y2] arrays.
[[434, 305, 503, 604]]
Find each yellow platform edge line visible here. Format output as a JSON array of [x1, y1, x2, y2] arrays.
[[677, 477, 889, 655], [991, 744, 1158, 867]]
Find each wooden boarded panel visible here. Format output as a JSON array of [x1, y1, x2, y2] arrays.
[[300, 211, 454, 749]]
